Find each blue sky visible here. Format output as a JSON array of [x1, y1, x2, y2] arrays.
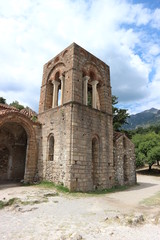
[[0, 0, 160, 114]]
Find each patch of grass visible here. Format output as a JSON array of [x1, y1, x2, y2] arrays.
[[68, 185, 131, 197], [37, 181, 69, 193], [44, 193, 59, 197], [0, 197, 48, 210], [36, 181, 55, 188], [0, 198, 19, 209], [141, 192, 160, 206], [27, 180, 132, 196], [20, 199, 44, 205], [55, 184, 69, 193]]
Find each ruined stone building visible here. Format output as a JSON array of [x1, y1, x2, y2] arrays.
[[0, 43, 136, 191]]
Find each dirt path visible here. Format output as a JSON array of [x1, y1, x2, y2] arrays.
[[0, 174, 160, 240]]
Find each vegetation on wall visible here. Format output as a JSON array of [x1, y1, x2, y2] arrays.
[[10, 100, 25, 110]]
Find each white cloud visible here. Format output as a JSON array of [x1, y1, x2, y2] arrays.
[[151, 8, 160, 29], [0, 0, 160, 113]]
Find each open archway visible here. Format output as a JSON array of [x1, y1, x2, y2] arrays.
[[0, 122, 27, 181], [0, 111, 38, 183]]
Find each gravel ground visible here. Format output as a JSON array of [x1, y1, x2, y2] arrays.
[[0, 173, 160, 240]]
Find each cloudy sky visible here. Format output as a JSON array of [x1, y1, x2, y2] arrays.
[[0, 0, 160, 114]]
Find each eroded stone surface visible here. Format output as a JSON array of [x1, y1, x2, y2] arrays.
[[0, 43, 136, 191]]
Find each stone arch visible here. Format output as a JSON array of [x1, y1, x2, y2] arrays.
[[82, 62, 105, 110], [62, 49, 68, 58], [82, 62, 102, 82], [44, 62, 65, 110], [0, 112, 38, 182], [47, 62, 65, 83], [54, 56, 59, 64], [91, 135, 100, 189]]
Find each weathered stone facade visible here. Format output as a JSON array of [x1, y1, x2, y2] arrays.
[[38, 43, 114, 191], [0, 104, 40, 182], [0, 43, 136, 191], [113, 132, 136, 186]]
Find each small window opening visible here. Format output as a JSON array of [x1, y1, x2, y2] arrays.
[[48, 136, 54, 161], [88, 84, 92, 107], [58, 82, 61, 106]]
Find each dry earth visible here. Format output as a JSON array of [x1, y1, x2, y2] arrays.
[[0, 173, 160, 240]]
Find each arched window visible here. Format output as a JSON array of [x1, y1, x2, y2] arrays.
[[50, 71, 65, 108], [88, 84, 92, 107], [83, 71, 99, 109], [48, 135, 54, 161], [55, 72, 62, 106], [88, 72, 94, 107]]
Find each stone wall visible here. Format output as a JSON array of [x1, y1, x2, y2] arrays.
[[38, 104, 72, 186], [113, 133, 136, 186], [38, 43, 115, 192], [69, 103, 114, 191]]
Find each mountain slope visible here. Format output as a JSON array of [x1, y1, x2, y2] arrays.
[[123, 108, 160, 130]]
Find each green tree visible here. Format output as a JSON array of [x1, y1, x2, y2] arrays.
[[10, 101, 24, 110], [112, 95, 129, 131], [147, 146, 160, 170], [132, 132, 160, 170], [0, 97, 6, 104]]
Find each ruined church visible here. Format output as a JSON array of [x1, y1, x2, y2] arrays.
[[0, 43, 136, 191]]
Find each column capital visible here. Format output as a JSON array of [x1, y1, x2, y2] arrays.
[[90, 80, 99, 86], [52, 80, 60, 86], [83, 76, 90, 82], [59, 75, 65, 81]]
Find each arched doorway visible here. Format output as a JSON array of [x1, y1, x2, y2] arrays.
[[92, 136, 99, 189], [0, 122, 27, 181]]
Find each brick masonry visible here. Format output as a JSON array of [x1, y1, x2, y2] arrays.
[[0, 43, 136, 191], [38, 43, 136, 191]]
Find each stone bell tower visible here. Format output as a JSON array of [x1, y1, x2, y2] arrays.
[[38, 43, 114, 191]]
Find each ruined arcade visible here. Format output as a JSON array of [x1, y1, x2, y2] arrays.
[[0, 43, 136, 191]]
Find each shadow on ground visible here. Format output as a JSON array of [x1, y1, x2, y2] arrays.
[[0, 181, 22, 190], [137, 168, 160, 177]]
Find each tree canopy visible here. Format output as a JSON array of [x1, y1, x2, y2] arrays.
[[0, 97, 6, 104], [10, 101, 24, 110], [132, 132, 160, 170], [112, 95, 129, 131]]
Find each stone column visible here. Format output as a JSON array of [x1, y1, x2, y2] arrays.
[[83, 76, 90, 105], [59, 75, 65, 105], [52, 81, 60, 108], [91, 80, 98, 109]]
